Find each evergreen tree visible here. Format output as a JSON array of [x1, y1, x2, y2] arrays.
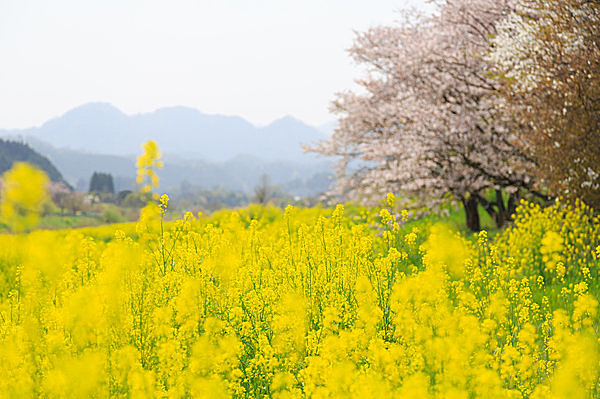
[[89, 172, 115, 194]]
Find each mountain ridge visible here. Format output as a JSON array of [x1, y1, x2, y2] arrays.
[[13, 136, 332, 197], [0, 103, 335, 197], [0, 103, 330, 162], [0, 138, 66, 184]]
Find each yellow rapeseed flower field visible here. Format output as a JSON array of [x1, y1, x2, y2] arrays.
[[0, 194, 599, 398]]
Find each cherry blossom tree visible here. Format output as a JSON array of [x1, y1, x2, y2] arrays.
[[309, 0, 541, 231], [488, 0, 600, 208]]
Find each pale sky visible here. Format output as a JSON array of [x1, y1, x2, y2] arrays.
[[0, 0, 431, 129]]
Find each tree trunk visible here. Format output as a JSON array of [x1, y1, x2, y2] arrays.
[[494, 189, 506, 229], [475, 193, 497, 229], [507, 192, 518, 219], [463, 196, 480, 232]]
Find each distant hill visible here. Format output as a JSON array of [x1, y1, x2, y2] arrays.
[[12, 137, 332, 197], [0, 138, 65, 183], [0, 103, 335, 197], [0, 103, 328, 162], [317, 121, 337, 136]]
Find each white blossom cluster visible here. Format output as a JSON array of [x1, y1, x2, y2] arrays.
[[308, 0, 536, 212]]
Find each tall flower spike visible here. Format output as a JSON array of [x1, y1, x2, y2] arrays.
[[136, 140, 163, 197]]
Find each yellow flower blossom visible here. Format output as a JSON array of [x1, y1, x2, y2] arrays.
[[1, 162, 49, 232], [0, 195, 597, 397]]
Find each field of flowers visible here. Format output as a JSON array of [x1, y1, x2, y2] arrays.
[[0, 195, 599, 398]]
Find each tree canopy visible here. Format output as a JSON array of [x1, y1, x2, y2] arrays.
[[309, 0, 598, 230], [488, 0, 600, 208]]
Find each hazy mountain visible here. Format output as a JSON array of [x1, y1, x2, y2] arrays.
[[22, 137, 136, 191], [0, 103, 334, 197], [0, 103, 327, 162], [317, 121, 337, 136], [0, 138, 65, 183], [14, 137, 332, 197]]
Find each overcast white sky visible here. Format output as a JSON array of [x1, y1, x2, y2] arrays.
[[0, 0, 431, 129]]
